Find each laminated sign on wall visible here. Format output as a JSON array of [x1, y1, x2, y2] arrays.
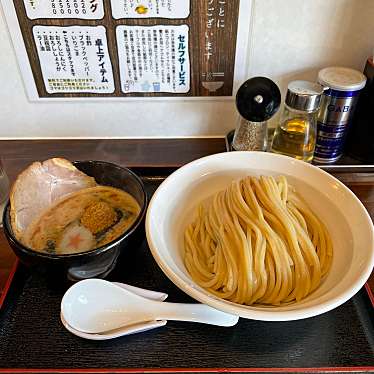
[[1, 0, 250, 100]]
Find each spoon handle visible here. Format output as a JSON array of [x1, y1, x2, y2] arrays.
[[153, 302, 239, 327]]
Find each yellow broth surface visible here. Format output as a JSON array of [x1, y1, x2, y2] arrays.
[[22, 186, 140, 254]]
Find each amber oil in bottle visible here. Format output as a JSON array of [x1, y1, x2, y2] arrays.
[[271, 81, 323, 162], [271, 108, 317, 162]]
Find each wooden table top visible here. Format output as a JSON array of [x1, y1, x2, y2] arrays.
[[0, 138, 373, 301]]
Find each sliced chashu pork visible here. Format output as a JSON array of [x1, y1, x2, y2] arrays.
[[10, 158, 96, 240]]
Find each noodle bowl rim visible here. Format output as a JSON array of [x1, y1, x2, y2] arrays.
[[146, 152, 374, 321]]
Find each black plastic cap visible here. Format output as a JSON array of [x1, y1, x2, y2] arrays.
[[236, 77, 281, 122]]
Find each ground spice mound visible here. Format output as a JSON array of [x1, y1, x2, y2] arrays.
[[81, 201, 117, 234]]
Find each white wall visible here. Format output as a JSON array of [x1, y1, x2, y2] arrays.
[[1, 0, 373, 138]]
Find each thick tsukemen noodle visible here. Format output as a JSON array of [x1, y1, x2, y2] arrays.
[[184, 175, 333, 306]]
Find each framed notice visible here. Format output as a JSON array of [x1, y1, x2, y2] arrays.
[[1, 0, 251, 100]]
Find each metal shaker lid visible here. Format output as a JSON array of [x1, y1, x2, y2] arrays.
[[318, 67, 366, 91], [285, 80, 324, 112], [236, 77, 281, 122]]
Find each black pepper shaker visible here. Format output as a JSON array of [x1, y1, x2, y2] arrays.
[[232, 77, 281, 151]]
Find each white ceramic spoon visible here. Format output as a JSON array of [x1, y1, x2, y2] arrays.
[[61, 279, 239, 334], [60, 313, 167, 340], [61, 281, 168, 340]]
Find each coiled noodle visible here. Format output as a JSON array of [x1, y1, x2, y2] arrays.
[[184, 175, 332, 306]]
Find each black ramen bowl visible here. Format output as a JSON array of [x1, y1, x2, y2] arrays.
[[2, 161, 147, 282]]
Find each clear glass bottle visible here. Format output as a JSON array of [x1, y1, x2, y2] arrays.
[[232, 77, 281, 152], [271, 81, 323, 162], [233, 118, 268, 151]]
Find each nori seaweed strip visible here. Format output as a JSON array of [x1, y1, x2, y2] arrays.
[[45, 240, 56, 254], [94, 209, 129, 241]]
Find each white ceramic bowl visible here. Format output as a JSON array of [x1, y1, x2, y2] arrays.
[[146, 152, 374, 321]]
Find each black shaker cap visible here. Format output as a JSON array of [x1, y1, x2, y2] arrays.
[[236, 77, 281, 122]]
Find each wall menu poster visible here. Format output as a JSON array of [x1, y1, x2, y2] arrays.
[[1, 0, 250, 100], [116, 25, 190, 94], [34, 25, 115, 93]]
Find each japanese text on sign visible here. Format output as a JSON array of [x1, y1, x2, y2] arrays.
[[205, 0, 226, 61], [116, 25, 190, 93], [23, 0, 104, 20], [33, 25, 114, 93], [111, 0, 190, 19]]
